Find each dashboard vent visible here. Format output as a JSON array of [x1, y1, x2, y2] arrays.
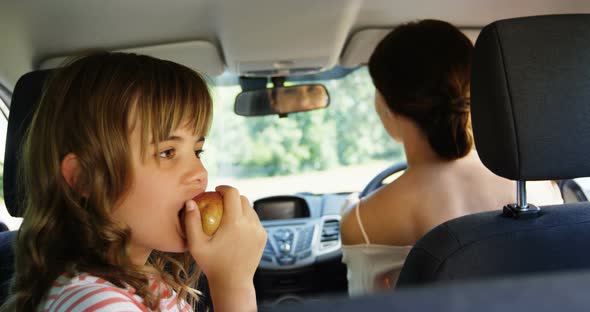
[[321, 219, 340, 242]]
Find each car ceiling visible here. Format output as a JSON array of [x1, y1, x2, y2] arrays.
[[1, 0, 590, 91]]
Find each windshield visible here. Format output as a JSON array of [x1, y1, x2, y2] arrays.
[[205, 67, 405, 201]]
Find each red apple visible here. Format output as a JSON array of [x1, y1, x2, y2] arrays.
[[193, 191, 224, 236]]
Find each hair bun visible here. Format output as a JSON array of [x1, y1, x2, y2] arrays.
[[449, 96, 470, 114]]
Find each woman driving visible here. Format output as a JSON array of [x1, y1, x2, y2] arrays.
[[340, 19, 563, 296]]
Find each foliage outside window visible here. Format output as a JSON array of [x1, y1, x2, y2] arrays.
[[204, 67, 405, 199]]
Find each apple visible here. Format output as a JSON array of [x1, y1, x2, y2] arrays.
[[193, 191, 224, 236]]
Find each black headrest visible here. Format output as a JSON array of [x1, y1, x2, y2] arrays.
[[4, 70, 53, 217], [471, 14, 590, 181]]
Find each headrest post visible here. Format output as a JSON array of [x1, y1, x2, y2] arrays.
[[503, 180, 541, 219], [516, 180, 528, 209]]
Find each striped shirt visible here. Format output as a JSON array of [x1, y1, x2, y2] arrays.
[[40, 273, 192, 312]]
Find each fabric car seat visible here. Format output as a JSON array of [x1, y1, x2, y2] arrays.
[[0, 70, 50, 305], [265, 269, 590, 312], [397, 14, 590, 287]]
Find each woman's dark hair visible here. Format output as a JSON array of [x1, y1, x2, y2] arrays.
[[369, 19, 473, 160]]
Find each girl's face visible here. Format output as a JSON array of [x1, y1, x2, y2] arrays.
[[112, 118, 208, 265], [374, 89, 403, 142]]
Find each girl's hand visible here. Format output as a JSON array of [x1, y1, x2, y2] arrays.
[[183, 185, 267, 311]]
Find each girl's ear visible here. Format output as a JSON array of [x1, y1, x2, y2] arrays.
[[61, 153, 88, 196]]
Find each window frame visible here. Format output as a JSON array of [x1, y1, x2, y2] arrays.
[[0, 83, 10, 120]]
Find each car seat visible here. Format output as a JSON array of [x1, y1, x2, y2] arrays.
[[397, 14, 590, 287], [0, 69, 50, 305]]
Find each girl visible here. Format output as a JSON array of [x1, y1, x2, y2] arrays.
[[1, 52, 267, 311]]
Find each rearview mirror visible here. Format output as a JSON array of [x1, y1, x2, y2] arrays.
[[235, 84, 330, 117]]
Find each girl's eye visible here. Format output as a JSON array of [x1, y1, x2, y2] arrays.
[[195, 149, 205, 159], [159, 149, 176, 159]]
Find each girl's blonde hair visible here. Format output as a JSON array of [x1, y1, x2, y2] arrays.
[[2, 52, 213, 311]]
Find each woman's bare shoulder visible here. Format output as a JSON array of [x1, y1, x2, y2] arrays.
[[341, 175, 417, 245]]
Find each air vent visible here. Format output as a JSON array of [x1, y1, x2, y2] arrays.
[[321, 219, 340, 243]]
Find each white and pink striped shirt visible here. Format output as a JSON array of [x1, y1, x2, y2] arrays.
[[40, 273, 192, 312]]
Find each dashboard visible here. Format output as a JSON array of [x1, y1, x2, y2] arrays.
[[253, 193, 350, 303], [253, 193, 350, 304], [254, 194, 346, 270], [255, 196, 311, 220]]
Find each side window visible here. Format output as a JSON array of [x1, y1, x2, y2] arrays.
[[0, 96, 20, 231]]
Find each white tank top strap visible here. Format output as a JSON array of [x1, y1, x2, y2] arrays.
[[355, 201, 371, 244]]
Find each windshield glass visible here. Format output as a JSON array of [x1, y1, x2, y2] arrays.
[[205, 67, 405, 201]]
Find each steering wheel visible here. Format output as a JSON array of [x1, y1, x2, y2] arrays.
[[359, 161, 408, 198]]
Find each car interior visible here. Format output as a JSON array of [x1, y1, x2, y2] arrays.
[[270, 13, 590, 311], [2, 1, 590, 311]]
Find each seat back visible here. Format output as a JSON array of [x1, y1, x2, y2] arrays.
[[0, 231, 16, 304], [398, 204, 590, 285], [266, 269, 590, 312], [0, 70, 53, 305], [397, 14, 590, 287]]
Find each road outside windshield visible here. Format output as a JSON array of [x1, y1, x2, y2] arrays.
[[205, 67, 405, 201]]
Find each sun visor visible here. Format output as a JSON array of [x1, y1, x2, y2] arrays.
[[340, 28, 390, 68], [340, 27, 479, 68], [38, 41, 225, 77]]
